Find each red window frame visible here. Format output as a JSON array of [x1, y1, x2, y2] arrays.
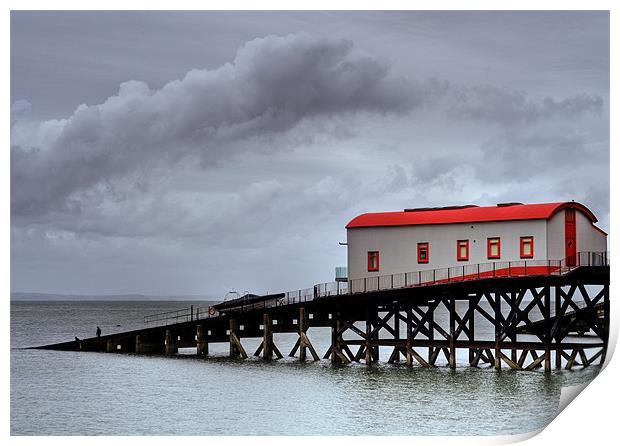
[[367, 251, 380, 272], [520, 236, 534, 259], [417, 242, 429, 264], [456, 240, 469, 261], [487, 237, 501, 259]]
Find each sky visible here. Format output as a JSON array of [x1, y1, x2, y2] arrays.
[[10, 11, 610, 297]]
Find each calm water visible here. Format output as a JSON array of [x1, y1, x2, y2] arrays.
[[10, 300, 601, 436]]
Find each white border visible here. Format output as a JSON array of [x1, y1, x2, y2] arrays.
[[3, 2, 616, 445]]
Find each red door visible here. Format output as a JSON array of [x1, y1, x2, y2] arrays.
[[565, 208, 576, 266]]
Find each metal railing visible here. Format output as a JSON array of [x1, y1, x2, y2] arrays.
[[350, 251, 608, 294], [144, 304, 215, 327], [144, 251, 608, 324]]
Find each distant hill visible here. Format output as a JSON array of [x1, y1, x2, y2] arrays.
[[10, 292, 220, 302]]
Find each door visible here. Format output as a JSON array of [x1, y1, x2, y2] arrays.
[[565, 208, 576, 266]]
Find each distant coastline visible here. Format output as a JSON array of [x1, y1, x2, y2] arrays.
[[10, 292, 219, 302]]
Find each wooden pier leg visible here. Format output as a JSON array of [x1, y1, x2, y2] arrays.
[[299, 307, 307, 362], [365, 307, 372, 365], [332, 314, 342, 364], [468, 296, 476, 366], [449, 296, 456, 369], [406, 304, 413, 367], [135, 335, 142, 354], [391, 309, 401, 363], [428, 301, 435, 364], [229, 319, 237, 358], [330, 309, 349, 364], [544, 286, 551, 373], [601, 284, 610, 364], [106, 339, 114, 353], [197, 324, 208, 356], [165, 329, 177, 355], [555, 286, 562, 369], [510, 292, 518, 365], [371, 307, 380, 361], [229, 319, 248, 359], [494, 292, 501, 370], [262, 313, 273, 360]]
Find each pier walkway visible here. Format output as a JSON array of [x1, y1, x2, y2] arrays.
[[35, 252, 609, 372]]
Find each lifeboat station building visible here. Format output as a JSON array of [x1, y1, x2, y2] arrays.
[[345, 202, 607, 291]]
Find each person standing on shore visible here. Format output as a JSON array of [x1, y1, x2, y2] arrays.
[[96, 326, 101, 337]]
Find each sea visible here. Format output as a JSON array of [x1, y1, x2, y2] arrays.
[[10, 299, 602, 436]]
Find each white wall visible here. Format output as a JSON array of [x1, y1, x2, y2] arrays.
[[547, 211, 565, 260], [347, 219, 548, 281], [575, 211, 608, 254]]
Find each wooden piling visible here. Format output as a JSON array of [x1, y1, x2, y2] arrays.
[[135, 335, 142, 353], [406, 304, 413, 367], [365, 307, 372, 365], [428, 302, 435, 364], [197, 324, 208, 356], [165, 329, 177, 355], [229, 319, 248, 359], [544, 286, 551, 373], [468, 296, 476, 366], [449, 296, 456, 369], [494, 292, 501, 370], [555, 286, 562, 369], [392, 309, 401, 363], [262, 313, 273, 360], [299, 307, 307, 361], [291, 306, 319, 362]]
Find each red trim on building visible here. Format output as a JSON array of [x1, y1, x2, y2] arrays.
[[520, 236, 534, 259], [487, 237, 501, 259], [457, 240, 469, 261], [565, 208, 577, 267], [345, 201, 599, 229], [417, 242, 429, 264], [367, 251, 379, 272]]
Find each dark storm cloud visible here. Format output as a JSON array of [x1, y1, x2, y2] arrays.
[[11, 33, 415, 218]]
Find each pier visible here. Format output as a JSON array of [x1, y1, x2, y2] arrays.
[[35, 253, 609, 372]]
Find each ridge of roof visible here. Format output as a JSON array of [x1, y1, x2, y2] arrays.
[[346, 202, 598, 229]]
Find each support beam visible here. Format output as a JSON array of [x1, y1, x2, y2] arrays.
[[543, 286, 551, 373], [197, 324, 208, 356], [165, 329, 177, 355], [406, 304, 413, 367], [135, 335, 142, 354], [229, 319, 248, 359], [365, 306, 372, 365], [262, 313, 274, 360], [390, 308, 401, 363], [468, 296, 476, 366], [494, 292, 501, 370], [555, 286, 562, 369], [449, 296, 456, 369]]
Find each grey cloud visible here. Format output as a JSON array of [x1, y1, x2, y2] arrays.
[[446, 86, 602, 125], [11, 33, 414, 218], [479, 130, 593, 181]]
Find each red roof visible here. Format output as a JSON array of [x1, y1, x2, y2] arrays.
[[346, 202, 599, 229]]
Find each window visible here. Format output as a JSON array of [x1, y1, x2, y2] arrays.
[[520, 236, 534, 259], [367, 251, 380, 272], [487, 237, 501, 259], [417, 242, 429, 264], [457, 240, 469, 261]]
